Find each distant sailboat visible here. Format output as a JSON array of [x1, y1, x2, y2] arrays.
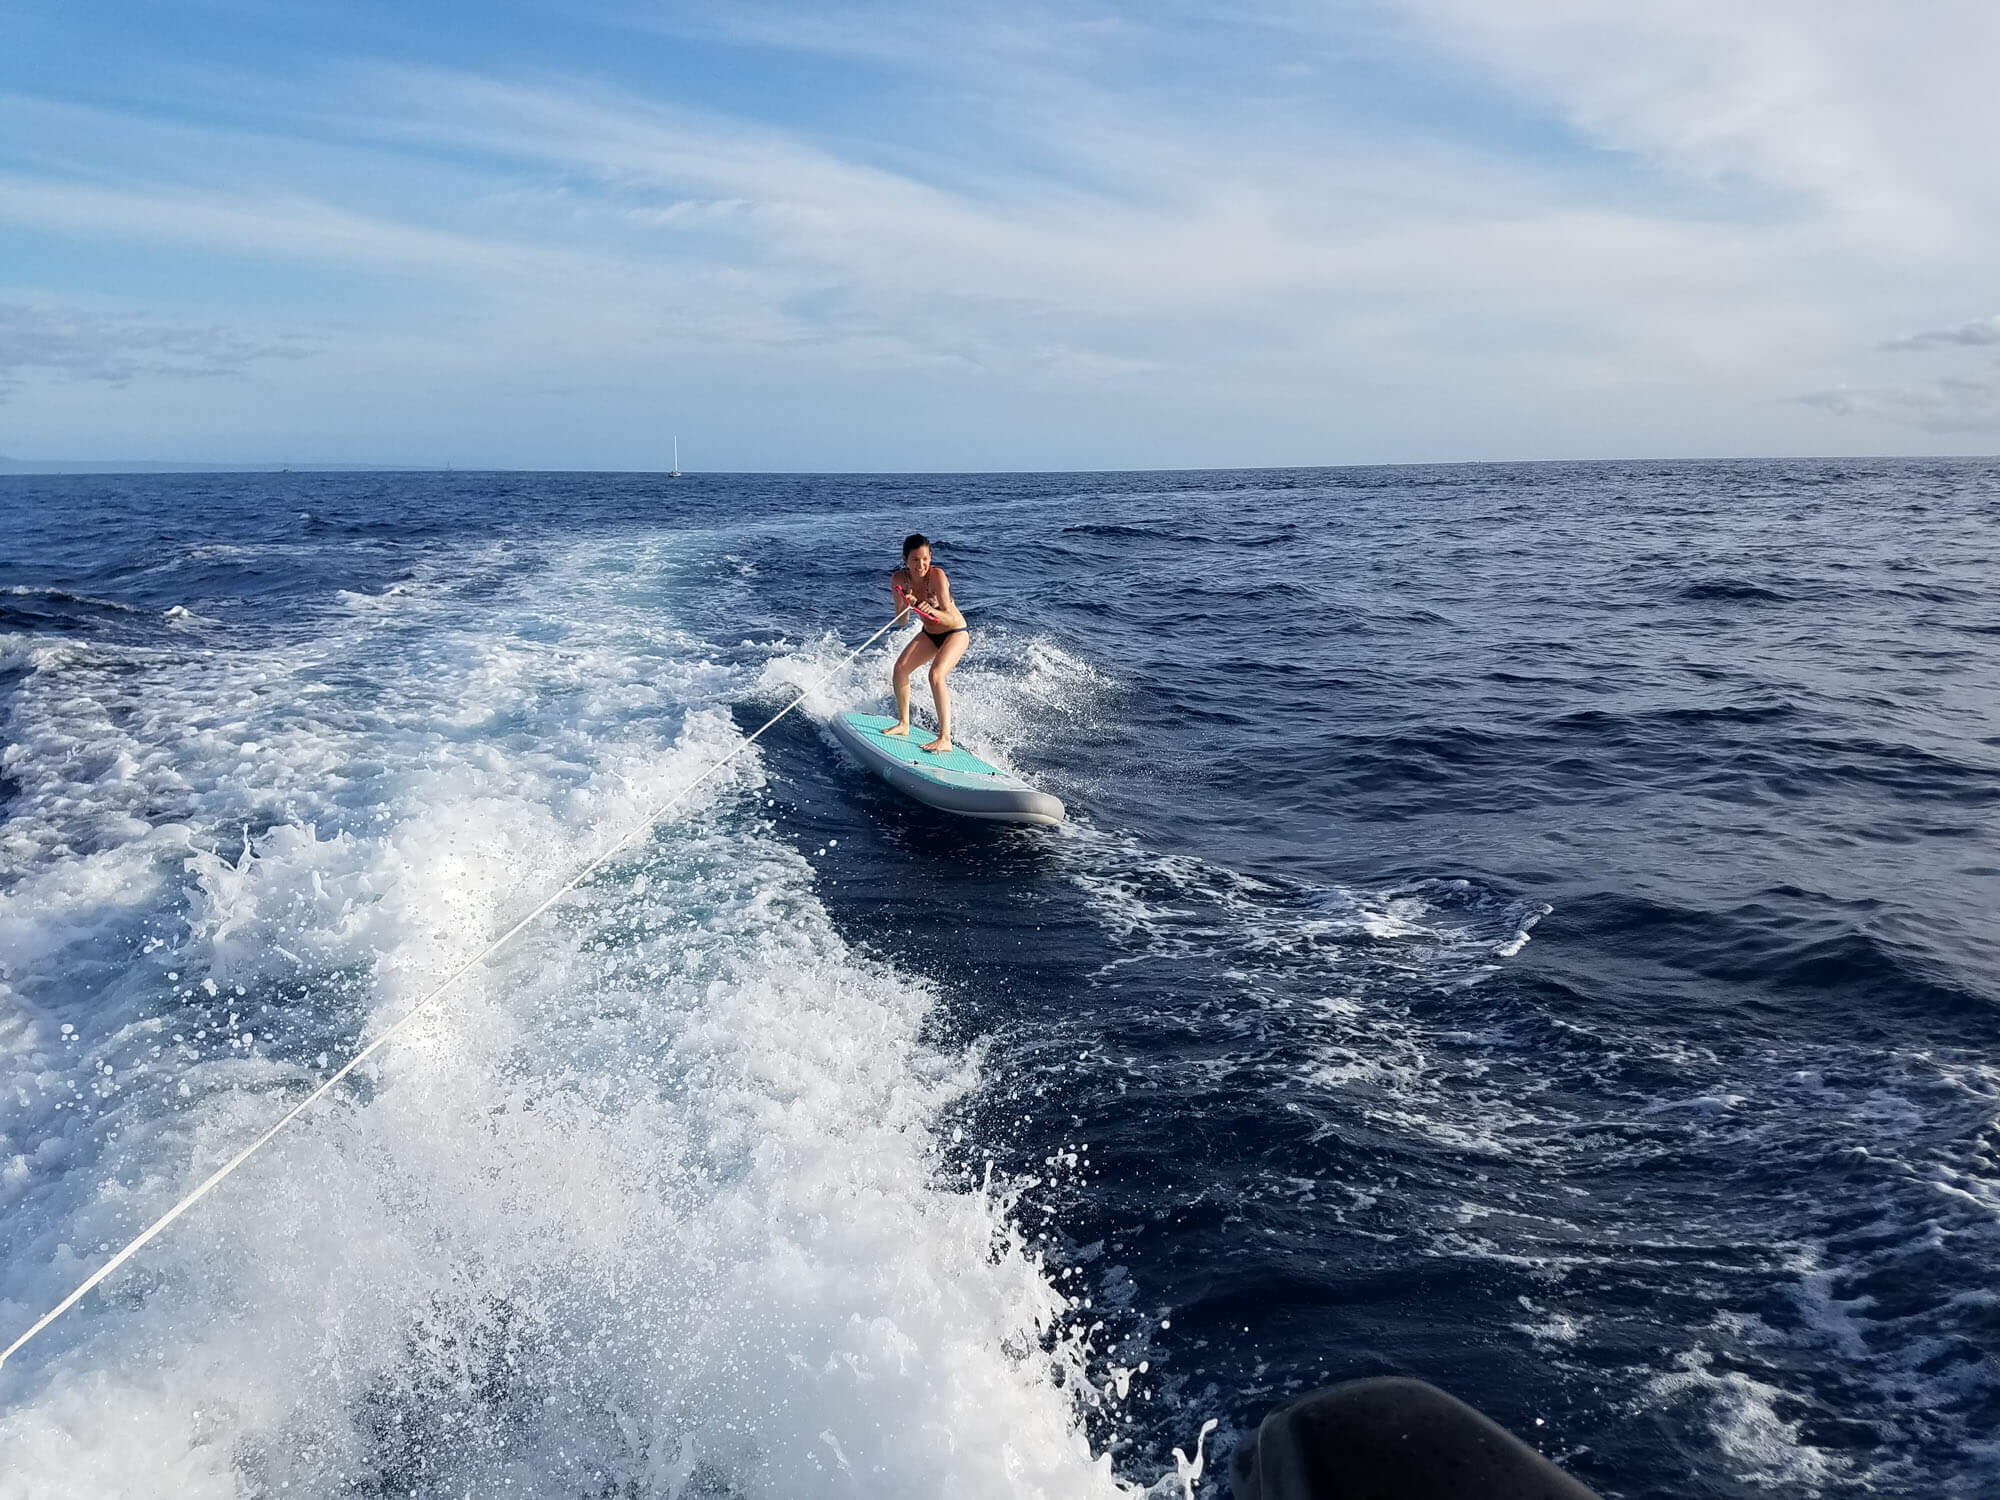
[[669, 436, 682, 478]]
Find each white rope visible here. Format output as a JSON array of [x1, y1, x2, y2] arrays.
[[0, 614, 904, 1371]]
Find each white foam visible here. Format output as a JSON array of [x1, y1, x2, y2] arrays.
[[0, 534, 1137, 1498], [1648, 1345, 1851, 1490]]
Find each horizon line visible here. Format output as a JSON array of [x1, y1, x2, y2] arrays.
[[4, 452, 1997, 479]]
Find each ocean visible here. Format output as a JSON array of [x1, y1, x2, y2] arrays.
[[1, 461, 1996, 1498]]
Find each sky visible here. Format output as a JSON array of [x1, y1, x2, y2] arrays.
[[1, 0, 1997, 470]]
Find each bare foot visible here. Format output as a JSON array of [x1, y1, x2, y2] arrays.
[[920, 737, 953, 754], [882, 722, 911, 737]]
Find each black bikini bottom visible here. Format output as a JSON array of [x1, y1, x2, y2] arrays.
[[923, 626, 968, 647]]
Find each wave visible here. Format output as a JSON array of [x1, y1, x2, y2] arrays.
[[1556, 888, 1994, 1026], [1675, 579, 1796, 604], [0, 586, 144, 614], [0, 588, 151, 643], [1061, 523, 1169, 540]]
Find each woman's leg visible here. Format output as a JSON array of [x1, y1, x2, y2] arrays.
[[888, 633, 938, 735], [921, 632, 971, 752]]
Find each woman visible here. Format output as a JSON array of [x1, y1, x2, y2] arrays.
[[886, 532, 968, 754]]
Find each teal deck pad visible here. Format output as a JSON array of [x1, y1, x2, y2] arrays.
[[840, 712, 1004, 779]]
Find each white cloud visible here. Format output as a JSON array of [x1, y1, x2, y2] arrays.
[[1381, 0, 2000, 252], [0, 301, 310, 397], [1811, 308, 2000, 433], [1, 4, 1997, 463], [5, 74, 1778, 382], [1881, 316, 2000, 352], [1798, 375, 2000, 434]]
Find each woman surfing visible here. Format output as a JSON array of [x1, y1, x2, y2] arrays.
[[886, 532, 968, 754]]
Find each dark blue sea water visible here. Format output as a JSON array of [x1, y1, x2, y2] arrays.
[[2, 462, 1997, 1498]]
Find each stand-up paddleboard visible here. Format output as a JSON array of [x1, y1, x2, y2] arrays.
[[829, 712, 1065, 827]]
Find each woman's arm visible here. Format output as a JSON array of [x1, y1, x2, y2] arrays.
[[891, 567, 914, 623], [923, 568, 967, 630]]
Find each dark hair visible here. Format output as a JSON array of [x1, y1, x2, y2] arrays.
[[902, 533, 931, 557]]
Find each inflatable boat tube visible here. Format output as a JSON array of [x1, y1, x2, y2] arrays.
[[1231, 1376, 1603, 1500]]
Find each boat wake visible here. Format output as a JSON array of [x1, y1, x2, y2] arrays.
[[0, 534, 1139, 1498]]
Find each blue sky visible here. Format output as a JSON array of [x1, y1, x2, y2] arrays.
[[2, 0, 1996, 469]]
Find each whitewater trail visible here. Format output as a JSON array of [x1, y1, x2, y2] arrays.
[[0, 536, 1141, 1499]]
